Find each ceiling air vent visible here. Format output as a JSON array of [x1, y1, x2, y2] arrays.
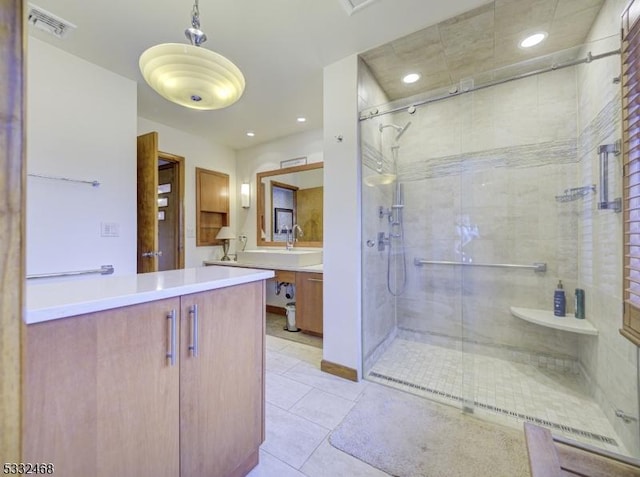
[[27, 4, 76, 39], [338, 0, 382, 16]]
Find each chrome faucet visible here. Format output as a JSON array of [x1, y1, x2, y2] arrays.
[[281, 225, 293, 250], [282, 224, 303, 250]]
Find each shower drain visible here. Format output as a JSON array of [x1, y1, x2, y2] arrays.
[[368, 371, 619, 447]]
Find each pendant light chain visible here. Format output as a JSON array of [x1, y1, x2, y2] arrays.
[[191, 0, 201, 30]]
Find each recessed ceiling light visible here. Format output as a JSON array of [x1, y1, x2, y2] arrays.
[[519, 32, 547, 48], [402, 73, 421, 84], [246, 131, 255, 137], [297, 117, 307, 123]]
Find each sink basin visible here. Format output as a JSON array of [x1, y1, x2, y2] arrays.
[[236, 249, 322, 268]]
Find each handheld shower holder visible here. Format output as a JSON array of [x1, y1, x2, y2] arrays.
[[379, 206, 392, 221]]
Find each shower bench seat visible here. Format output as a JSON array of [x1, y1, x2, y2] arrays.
[[510, 306, 598, 336]]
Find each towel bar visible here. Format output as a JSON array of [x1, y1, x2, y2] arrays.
[[27, 265, 114, 280], [414, 259, 546, 273]]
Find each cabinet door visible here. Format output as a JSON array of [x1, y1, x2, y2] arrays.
[[23, 298, 180, 477], [198, 168, 229, 213], [295, 272, 323, 335], [180, 282, 264, 477]]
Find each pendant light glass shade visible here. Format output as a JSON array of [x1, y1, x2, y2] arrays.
[[139, 0, 245, 110], [139, 43, 245, 110]]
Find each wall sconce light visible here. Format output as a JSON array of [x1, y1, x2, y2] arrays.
[[241, 182, 251, 208]]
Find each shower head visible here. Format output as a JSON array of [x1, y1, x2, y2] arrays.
[[379, 121, 412, 141]]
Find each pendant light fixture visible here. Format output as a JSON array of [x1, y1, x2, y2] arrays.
[[139, 0, 245, 110]]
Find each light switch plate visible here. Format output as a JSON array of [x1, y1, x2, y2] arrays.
[[101, 222, 119, 237]]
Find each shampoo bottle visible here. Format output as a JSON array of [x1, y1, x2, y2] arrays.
[[575, 289, 585, 319], [554, 280, 566, 317]]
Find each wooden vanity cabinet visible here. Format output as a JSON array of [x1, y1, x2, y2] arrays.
[[24, 298, 181, 477], [295, 272, 323, 335], [180, 282, 264, 476], [24, 281, 265, 477]]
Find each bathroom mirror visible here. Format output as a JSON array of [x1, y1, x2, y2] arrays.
[[256, 162, 323, 247]]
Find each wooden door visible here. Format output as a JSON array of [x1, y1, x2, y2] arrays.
[[23, 299, 180, 477], [295, 272, 324, 335], [180, 282, 264, 477], [1, 0, 23, 461], [137, 132, 159, 273]]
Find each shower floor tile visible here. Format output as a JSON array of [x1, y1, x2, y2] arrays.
[[367, 338, 627, 455]]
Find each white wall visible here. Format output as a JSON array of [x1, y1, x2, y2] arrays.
[[27, 37, 137, 277], [137, 118, 237, 268], [323, 55, 362, 377], [235, 129, 323, 308]]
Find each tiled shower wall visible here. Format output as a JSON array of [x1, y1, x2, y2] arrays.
[[576, 0, 640, 456], [390, 66, 582, 360]]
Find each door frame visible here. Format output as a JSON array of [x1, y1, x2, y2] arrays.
[[158, 152, 185, 270], [1, 0, 24, 460], [137, 132, 185, 272]]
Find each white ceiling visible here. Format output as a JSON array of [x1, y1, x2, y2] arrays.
[[26, 0, 490, 150]]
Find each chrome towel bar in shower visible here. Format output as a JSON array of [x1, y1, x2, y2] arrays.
[[27, 265, 115, 280], [414, 259, 547, 273]]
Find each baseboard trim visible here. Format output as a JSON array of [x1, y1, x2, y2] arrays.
[[266, 305, 286, 316], [321, 359, 358, 382]]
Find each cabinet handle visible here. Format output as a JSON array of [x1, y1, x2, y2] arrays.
[[307, 278, 323, 283], [166, 309, 176, 366], [188, 304, 199, 357]]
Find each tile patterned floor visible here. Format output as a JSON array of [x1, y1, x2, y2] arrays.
[[367, 338, 627, 455], [266, 312, 323, 348], [248, 335, 388, 476]]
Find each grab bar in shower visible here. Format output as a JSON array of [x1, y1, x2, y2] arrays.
[[414, 259, 547, 273], [597, 140, 622, 213], [27, 265, 115, 280]]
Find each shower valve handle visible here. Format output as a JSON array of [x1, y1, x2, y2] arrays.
[[377, 232, 389, 252]]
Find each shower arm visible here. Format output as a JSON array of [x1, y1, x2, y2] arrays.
[[597, 140, 622, 213]]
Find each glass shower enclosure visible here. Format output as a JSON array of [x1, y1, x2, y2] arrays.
[[360, 40, 639, 457]]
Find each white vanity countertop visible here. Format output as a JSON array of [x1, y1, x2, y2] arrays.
[[203, 260, 323, 273], [26, 266, 274, 325]]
